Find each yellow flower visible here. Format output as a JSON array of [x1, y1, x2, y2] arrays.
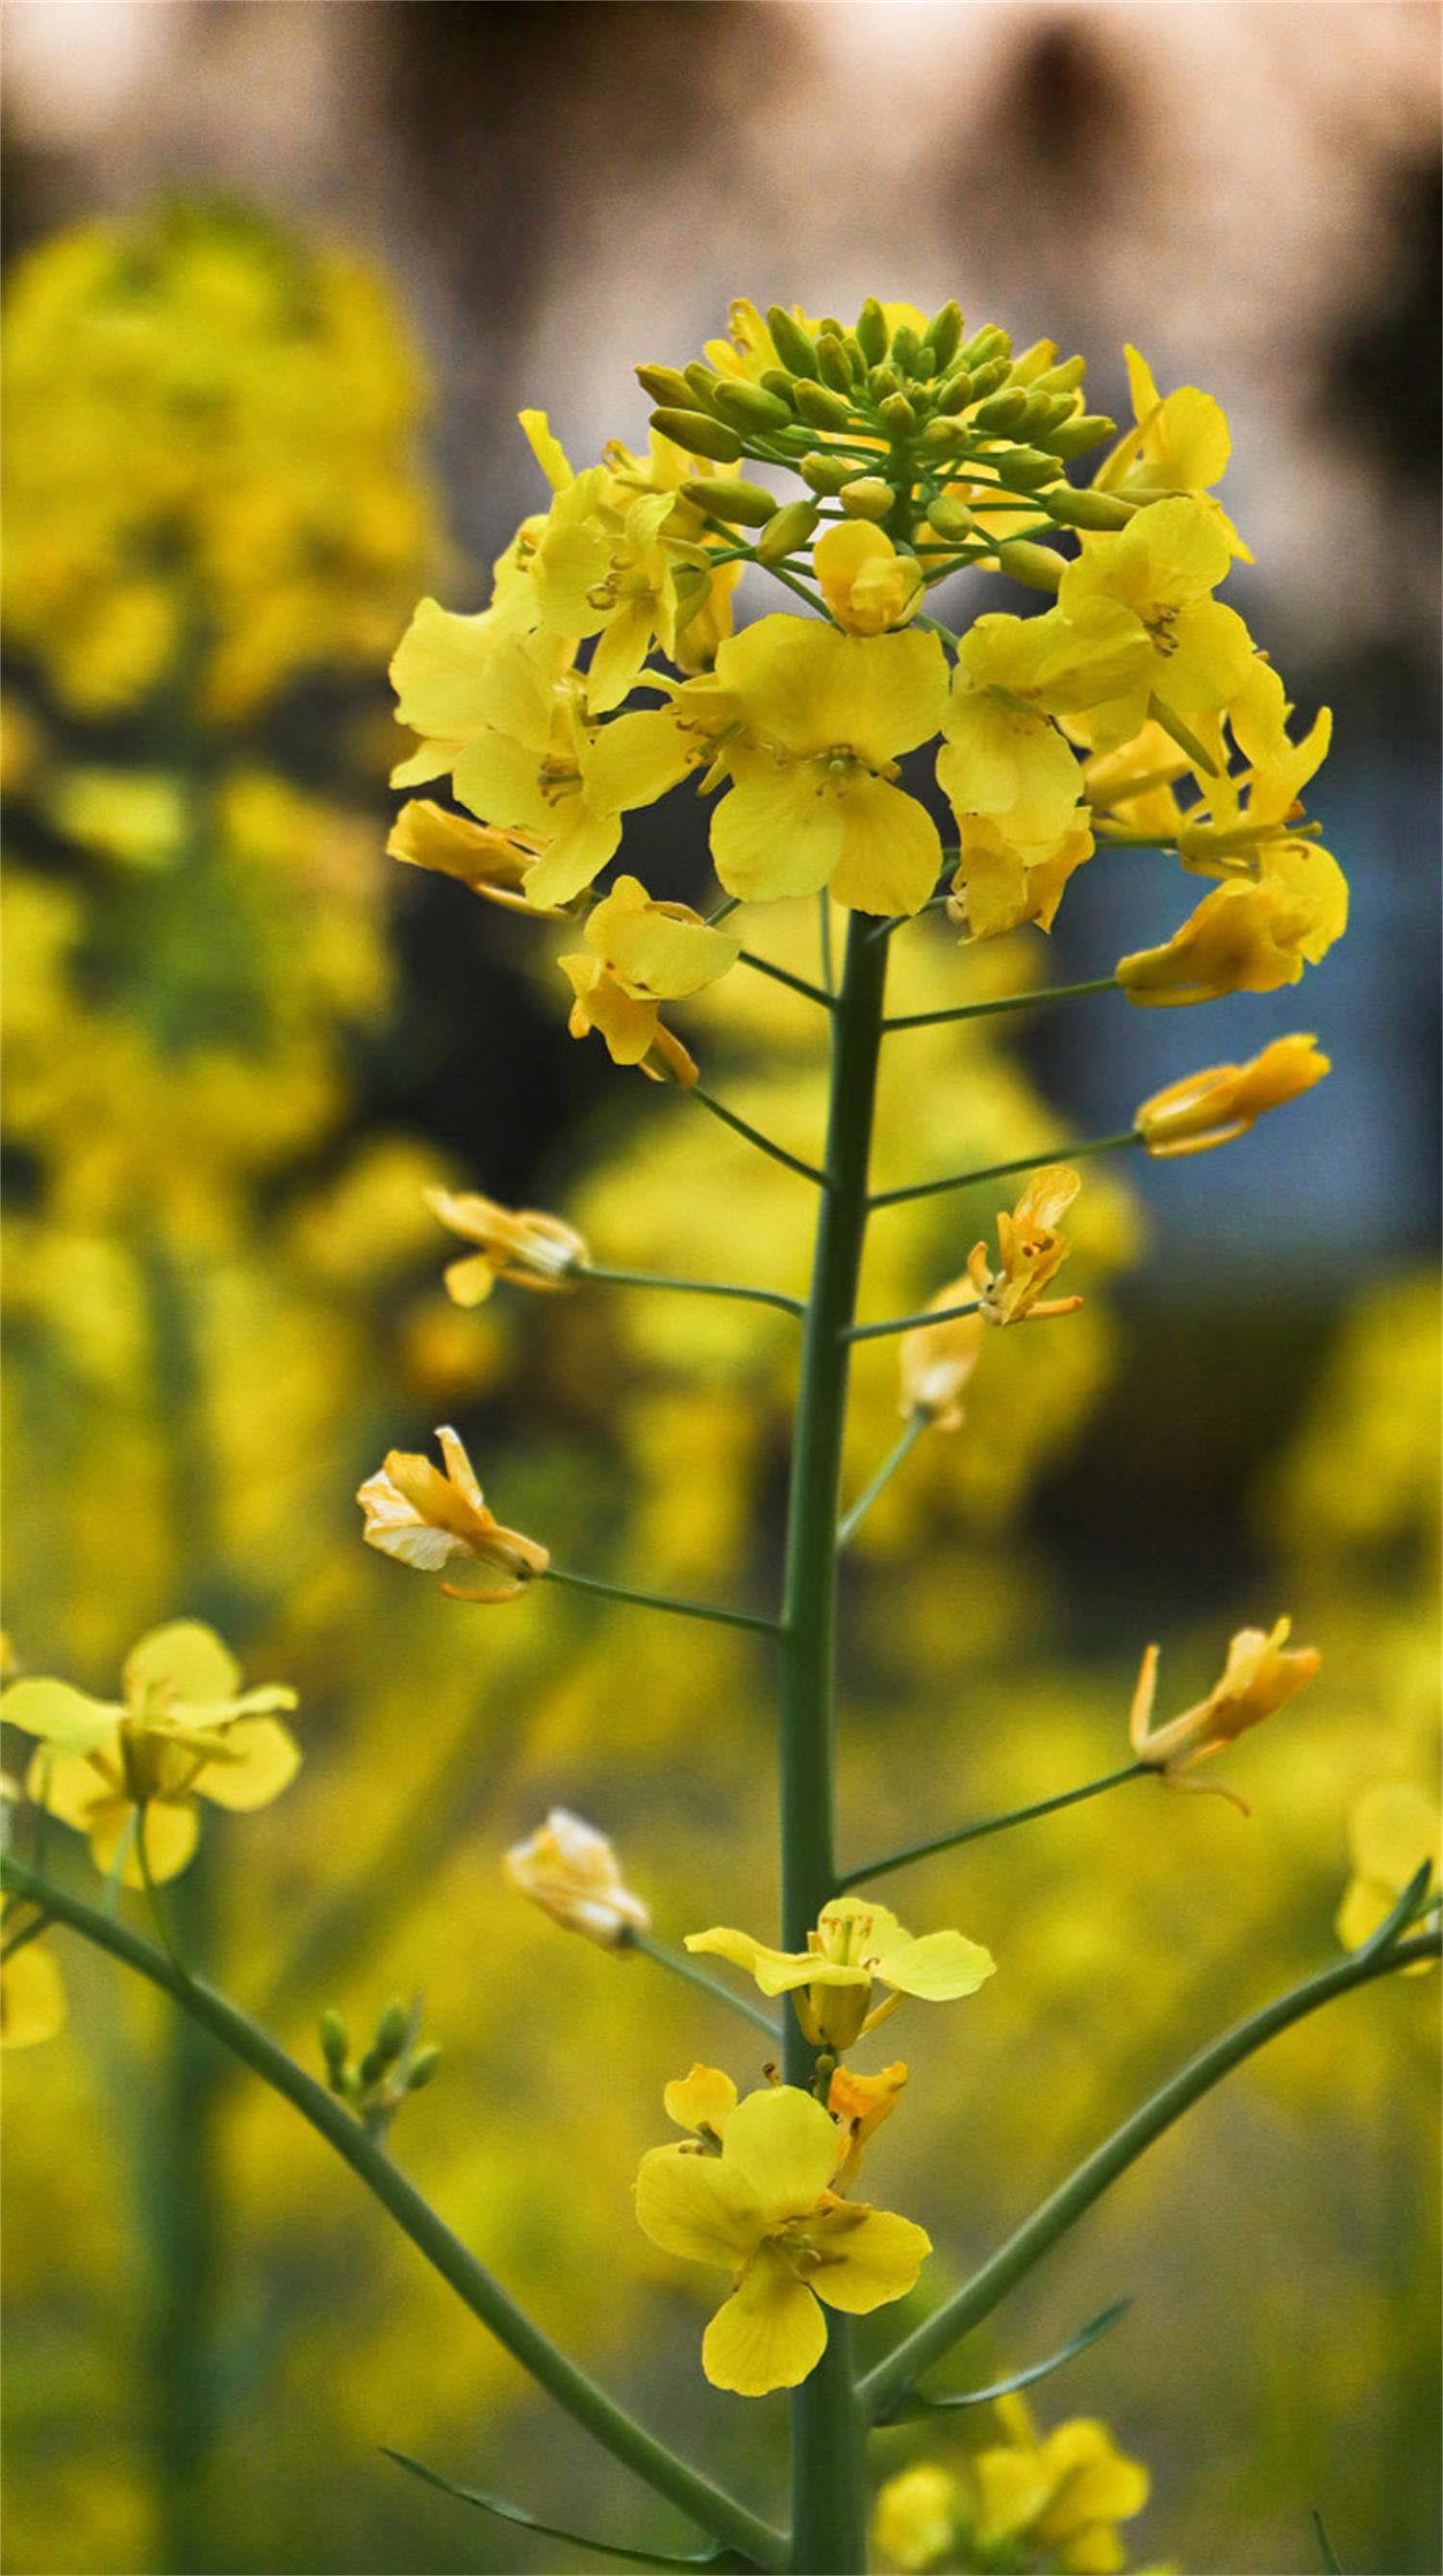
[[947, 812, 1095, 943], [1128, 1618, 1321, 1813], [687, 1896, 994, 2051], [938, 606, 1142, 855], [967, 1166, 1084, 1326], [1094, 342, 1252, 560], [814, 523, 923, 636], [503, 1808, 651, 1947], [873, 2464, 964, 2572], [425, 1187, 588, 1306], [1116, 846, 1349, 1005], [1335, 1784, 1440, 1956], [899, 1284, 987, 1430], [1171, 658, 1333, 879], [1135, 1034, 1329, 1156], [0, 1916, 67, 2048], [827, 2059, 909, 2188], [387, 798, 561, 916], [559, 873, 738, 1083], [1056, 497, 1255, 751], [357, 1423, 548, 1601], [1, 1624, 299, 1887], [696, 616, 949, 914], [973, 2393, 1151, 2574], [634, 2078, 930, 2394]]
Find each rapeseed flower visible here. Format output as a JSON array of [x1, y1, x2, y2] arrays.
[[947, 812, 1095, 942], [1094, 342, 1252, 560], [1135, 1034, 1329, 1156], [425, 1188, 587, 1305], [357, 1424, 548, 1600], [1116, 847, 1348, 1004], [1128, 1618, 1321, 1812], [1, 1624, 299, 1886], [504, 1808, 651, 1946], [559, 874, 737, 1081], [972, 2393, 1151, 2573], [872, 2463, 964, 2571], [387, 798, 560, 915], [1056, 497, 1254, 750], [814, 523, 923, 635], [967, 1167, 1084, 1326], [687, 1896, 994, 2050], [634, 2077, 930, 2393], [1335, 1784, 1440, 1956]]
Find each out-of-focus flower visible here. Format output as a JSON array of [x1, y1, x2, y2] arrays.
[[1056, 497, 1254, 750], [0, 1917, 66, 2049], [1128, 1618, 1321, 1813], [503, 1808, 651, 1946], [387, 798, 558, 915], [1135, 1034, 1329, 1156], [357, 1423, 548, 1601], [899, 1285, 987, 1430], [815, 523, 923, 635], [1094, 343, 1251, 560], [872, 2462, 964, 2572], [426, 1188, 588, 1306], [967, 1167, 1084, 1326], [695, 616, 949, 913], [687, 1896, 994, 2051], [559, 873, 737, 1081], [1116, 848, 1348, 1004], [634, 2078, 930, 2394], [972, 2392, 1151, 2573], [2, 1624, 299, 1886], [1335, 1784, 1440, 1956]]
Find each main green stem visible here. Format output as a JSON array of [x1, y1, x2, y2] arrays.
[[778, 913, 888, 2572]]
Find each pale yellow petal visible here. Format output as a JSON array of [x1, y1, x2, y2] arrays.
[[806, 2204, 932, 2312], [124, 1621, 239, 1710], [719, 2085, 842, 2219], [711, 755, 845, 903], [1, 1941, 66, 2047], [664, 2065, 739, 2136], [1, 1679, 119, 1754], [634, 2142, 762, 2267], [877, 1929, 997, 2002], [390, 598, 495, 741], [1349, 1783, 1440, 1892], [701, 2244, 827, 2395], [194, 1717, 301, 1813]]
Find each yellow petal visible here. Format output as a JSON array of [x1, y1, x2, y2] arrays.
[[684, 1925, 823, 1996], [451, 731, 551, 834], [972, 2447, 1055, 2549], [877, 1929, 997, 2002], [702, 2243, 827, 2395], [1335, 1876, 1394, 1952], [634, 2142, 761, 2268], [518, 408, 573, 492], [194, 1717, 301, 1813], [90, 1797, 199, 1888], [583, 708, 693, 813], [443, 1251, 499, 1307], [124, 1621, 239, 1710], [1, 1940, 66, 2048], [390, 598, 496, 742], [524, 805, 622, 910], [806, 2203, 931, 2312], [1, 1679, 119, 1754], [28, 1746, 114, 1831], [831, 776, 943, 917], [1348, 1783, 1440, 1894], [720, 2084, 842, 2219], [711, 753, 845, 903], [664, 2065, 740, 2136]]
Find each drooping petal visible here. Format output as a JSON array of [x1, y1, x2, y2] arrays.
[[701, 2243, 827, 2395], [194, 1717, 301, 1812], [806, 2204, 932, 2312], [634, 2143, 762, 2268], [524, 805, 622, 910], [1, 1679, 120, 1755], [684, 1925, 822, 1995], [664, 2065, 739, 2136]]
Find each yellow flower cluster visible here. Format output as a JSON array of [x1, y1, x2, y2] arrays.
[[873, 2393, 1152, 2572]]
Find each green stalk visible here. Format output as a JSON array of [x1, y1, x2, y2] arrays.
[[777, 912, 889, 2571], [0, 1855, 785, 2573]]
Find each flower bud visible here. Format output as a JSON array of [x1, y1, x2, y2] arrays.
[[799, 451, 853, 496], [1044, 484, 1135, 529], [867, 363, 902, 403], [817, 333, 855, 394], [635, 364, 694, 409], [1032, 354, 1088, 394], [996, 539, 1065, 593], [505, 1808, 651, 1947], [854, 296, 889, 363], [960, 323, 1010, 366], [973, 388, 1030, 433], [360, 1997, 411, 2086], [319, 2008, 348, 2082], [683, 363, 724, 412], [1039, 412, 1117, 460], [926, 494, 975, 542], [839, 334, 869, 381], [924, 300, 964, 368], [405, 2044, 443, 2092], [1016, 391, 1074, 438], [930, 366, 975, 416], [889, 322, 924, 377], [650, 408, 743, 464], [794, 378, 855, 431], [767, 306, 819, 377], [878, 391, 919, 437], [755, 498, 822, 563], [759, 367, 797, 402], [838, 476, 895, 520], [918, 417, 967, 459], [992, 446, 1059, 490], [679, 476, 778, 526], [712, 379, 795, 435], [966, 355, 1013, 401]]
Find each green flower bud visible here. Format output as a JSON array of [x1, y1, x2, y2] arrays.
[[924, 301, 964, 368], [818, 316, 847, 341], [996, 539, 1065, 593], [931, 366, 976, 417], [926, 494, 975, 542], [1016, 391, 1074, 438], [1009, 338, 1060, 384], [680, 476, 778, 526], [635, 364, 694, 409], [798, 451, 853, 497], [878, 391, 919, 437], [919, 416, 968, 459], [993, 446, 1060, 491], [838, 476, 894, 520], [755, 498, 821, 563], [683, 363, 725, 413], [405, 2045, 443, 2093], [767, 306, 819, 377], [795, 378, 855, 431], [1044, 484, 1136, 529], [967, 356, 1013, 402], [1040, 413, 1117, 461], [854, 297, 889, 364], [1032, 355, 1088, 395], [816, 334, 854, 395], [759, 367, 797, 403], [360, 1997, 411, 2086], [651, 408, 744, 464], [960, 324, 1010, 366], [889, 323, 924, 378], [712, 379, 796, 434], [319, 2008, 348, 2080], [973, 388, 1030, 434], [867, 364, 902, 404], [840, 334, 869, 382]]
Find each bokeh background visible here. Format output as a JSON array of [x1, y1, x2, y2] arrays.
[[2, 6, 1438, 2573]]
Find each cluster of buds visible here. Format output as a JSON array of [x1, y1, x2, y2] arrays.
[[319, 1997, 441, 2138]]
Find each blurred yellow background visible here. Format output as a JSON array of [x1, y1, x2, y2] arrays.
[[2, 9, 1438, 2573]]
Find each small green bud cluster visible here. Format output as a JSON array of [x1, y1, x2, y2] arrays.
[[635, 296, 1140, 582], [320, 1998, 441, 2137]]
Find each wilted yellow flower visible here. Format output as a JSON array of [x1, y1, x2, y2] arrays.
[[1094, 342, 1251, 559], [695, 616, 949, 914], [387, 797, 560, 916], [357, 1423, 548, 1601], [967, 1166, 1084, 1326], [947, 812, 1095, 943], [503, 1808, 651, 1946], [973, 2393, 1151, 2574], [1335, 1784, 1440, 1956], [1056, 496, 1254, 750], [559, 873, 737, 1082], [1128, 1618, 1321, 1812], [1117, 847, 1348, 1005], [873, 2462, 964, 2572], [2, 1624, 299, 1886], [899, 1285, 987, 1430], [425, 1187, 588, 1306], [687, 1896, 994, 2051], [1135, 1033, 1329, 1157], [634, 2078, 930, 2394], [814, 523, 923, 635]]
